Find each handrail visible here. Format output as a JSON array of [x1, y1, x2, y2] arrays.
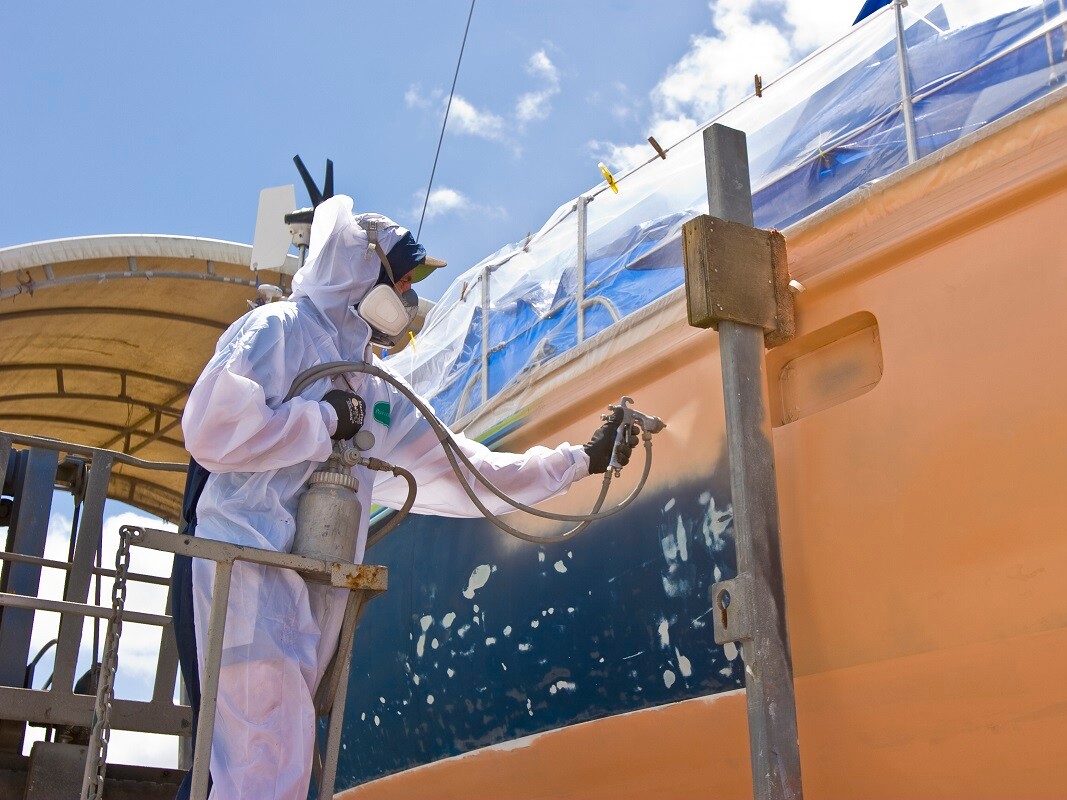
[[1, 430, 187, 472]]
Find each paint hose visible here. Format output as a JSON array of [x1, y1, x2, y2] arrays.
[[285, 361, 657, 543]]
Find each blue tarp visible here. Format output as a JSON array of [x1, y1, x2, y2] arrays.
[[390, 0, 1067, 425]]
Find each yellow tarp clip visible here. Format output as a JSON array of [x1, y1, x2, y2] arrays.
[[598, 162, 619, 194]]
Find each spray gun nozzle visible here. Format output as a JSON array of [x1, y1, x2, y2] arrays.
[[606, 397, 666, 474]]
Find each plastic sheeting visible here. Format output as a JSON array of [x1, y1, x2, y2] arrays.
[[389, 0, 1067, 425]]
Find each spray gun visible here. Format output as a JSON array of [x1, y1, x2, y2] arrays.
[[605, 396, 667, 477]]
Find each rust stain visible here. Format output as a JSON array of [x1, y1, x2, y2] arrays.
[[337, 564, 388, 591]]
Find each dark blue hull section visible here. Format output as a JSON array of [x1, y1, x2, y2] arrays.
[[332, 458, 740, 790]]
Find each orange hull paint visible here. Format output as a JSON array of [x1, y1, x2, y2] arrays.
[[342, 92, 1067, 799]]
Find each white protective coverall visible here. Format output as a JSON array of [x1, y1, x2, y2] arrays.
[[181, 195, 590, 799]]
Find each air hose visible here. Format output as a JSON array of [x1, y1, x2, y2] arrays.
[[285, 361, 663, 544]]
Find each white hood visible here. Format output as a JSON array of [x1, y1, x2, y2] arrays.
[[288, 195, 406, 352]]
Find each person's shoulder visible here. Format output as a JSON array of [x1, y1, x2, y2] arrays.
[[215, 300, 303, 350], [245, 300, 304, 332]]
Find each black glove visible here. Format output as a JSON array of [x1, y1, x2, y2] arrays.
[[322, 390, 366, 441], [584, 408, 640, 474]]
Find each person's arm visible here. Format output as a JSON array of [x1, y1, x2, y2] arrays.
[[370, 365, 632, 518], [182, 312, 335, 473], [374, 410, 589, 518]]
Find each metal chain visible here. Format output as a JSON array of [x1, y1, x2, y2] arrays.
[[81, 526, 132, 800]]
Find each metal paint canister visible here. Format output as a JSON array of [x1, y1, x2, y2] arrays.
[[292, 469, 361, 563]]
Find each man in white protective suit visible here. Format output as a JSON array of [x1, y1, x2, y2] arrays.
[[170, 194, 635, 800]]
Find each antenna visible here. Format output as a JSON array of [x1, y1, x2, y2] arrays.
[[292, 155, 334, 208]]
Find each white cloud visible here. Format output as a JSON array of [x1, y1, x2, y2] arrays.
[[404, 84, 435, 109], [449, 95, 508, 142], [527, 49, 559, 84], [591, 0, 859, 171], [423, 187, 472, 218], [415, 185, 505, 221], [516, 50, 561, 123], [784, 0, 860, 53], [655, 1, 793, 123], [410, 48, 562, 148]]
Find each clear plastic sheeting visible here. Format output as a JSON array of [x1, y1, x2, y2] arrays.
[[389, 1, 1067, 424]]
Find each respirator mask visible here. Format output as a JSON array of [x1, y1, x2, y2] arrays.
[[358, 283, 419, 348]]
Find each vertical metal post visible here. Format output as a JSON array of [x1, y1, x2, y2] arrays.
[[703, 124, 803, 800], [480, 267, 491, 404], [178, 682, 193, 771], [576, 196, 588, 343], [894, 0, 920, 163], [0, 434, 11, 496], [0, 447, 59, 688], [52, 454, 113, 696], [190, 561, 233, 800], [317, 592, 367, 800]]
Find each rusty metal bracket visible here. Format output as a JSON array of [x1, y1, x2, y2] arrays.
[[682, 215, 795, 348]]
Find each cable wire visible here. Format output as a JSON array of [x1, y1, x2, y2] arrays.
[[416, 0, 476, 241]]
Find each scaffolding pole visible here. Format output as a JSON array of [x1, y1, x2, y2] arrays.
[[700, 124, 803, 800]]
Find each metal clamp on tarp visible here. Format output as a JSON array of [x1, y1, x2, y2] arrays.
[[711, 573, 755, 645], [681, 215, 795, 348]]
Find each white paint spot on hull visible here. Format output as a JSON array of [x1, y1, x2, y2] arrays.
[[442, 612, 456, 628], [554, 560, 568, 573], [663, 669, 676, 688], [463, 564, 492, 599], [675, 648, 692, 677], [657, 619, 670, 648], [675, 517, 688, 562]]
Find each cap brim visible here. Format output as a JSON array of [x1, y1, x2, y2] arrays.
[[410, 256, 447, 284]]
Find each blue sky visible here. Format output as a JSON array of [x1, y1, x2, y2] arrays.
[[1, 0, 858, 301]]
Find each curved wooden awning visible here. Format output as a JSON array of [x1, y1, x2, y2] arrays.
[[0, 235, 300, 522]]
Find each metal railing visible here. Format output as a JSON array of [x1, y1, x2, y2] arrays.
[[112, 526, 387, 800], [0, 430, 390, 798], [0, 432, 189, 750]]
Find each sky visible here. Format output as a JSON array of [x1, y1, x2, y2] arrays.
[[1, 0, 860, 302], [4, 0, 864, 771]]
